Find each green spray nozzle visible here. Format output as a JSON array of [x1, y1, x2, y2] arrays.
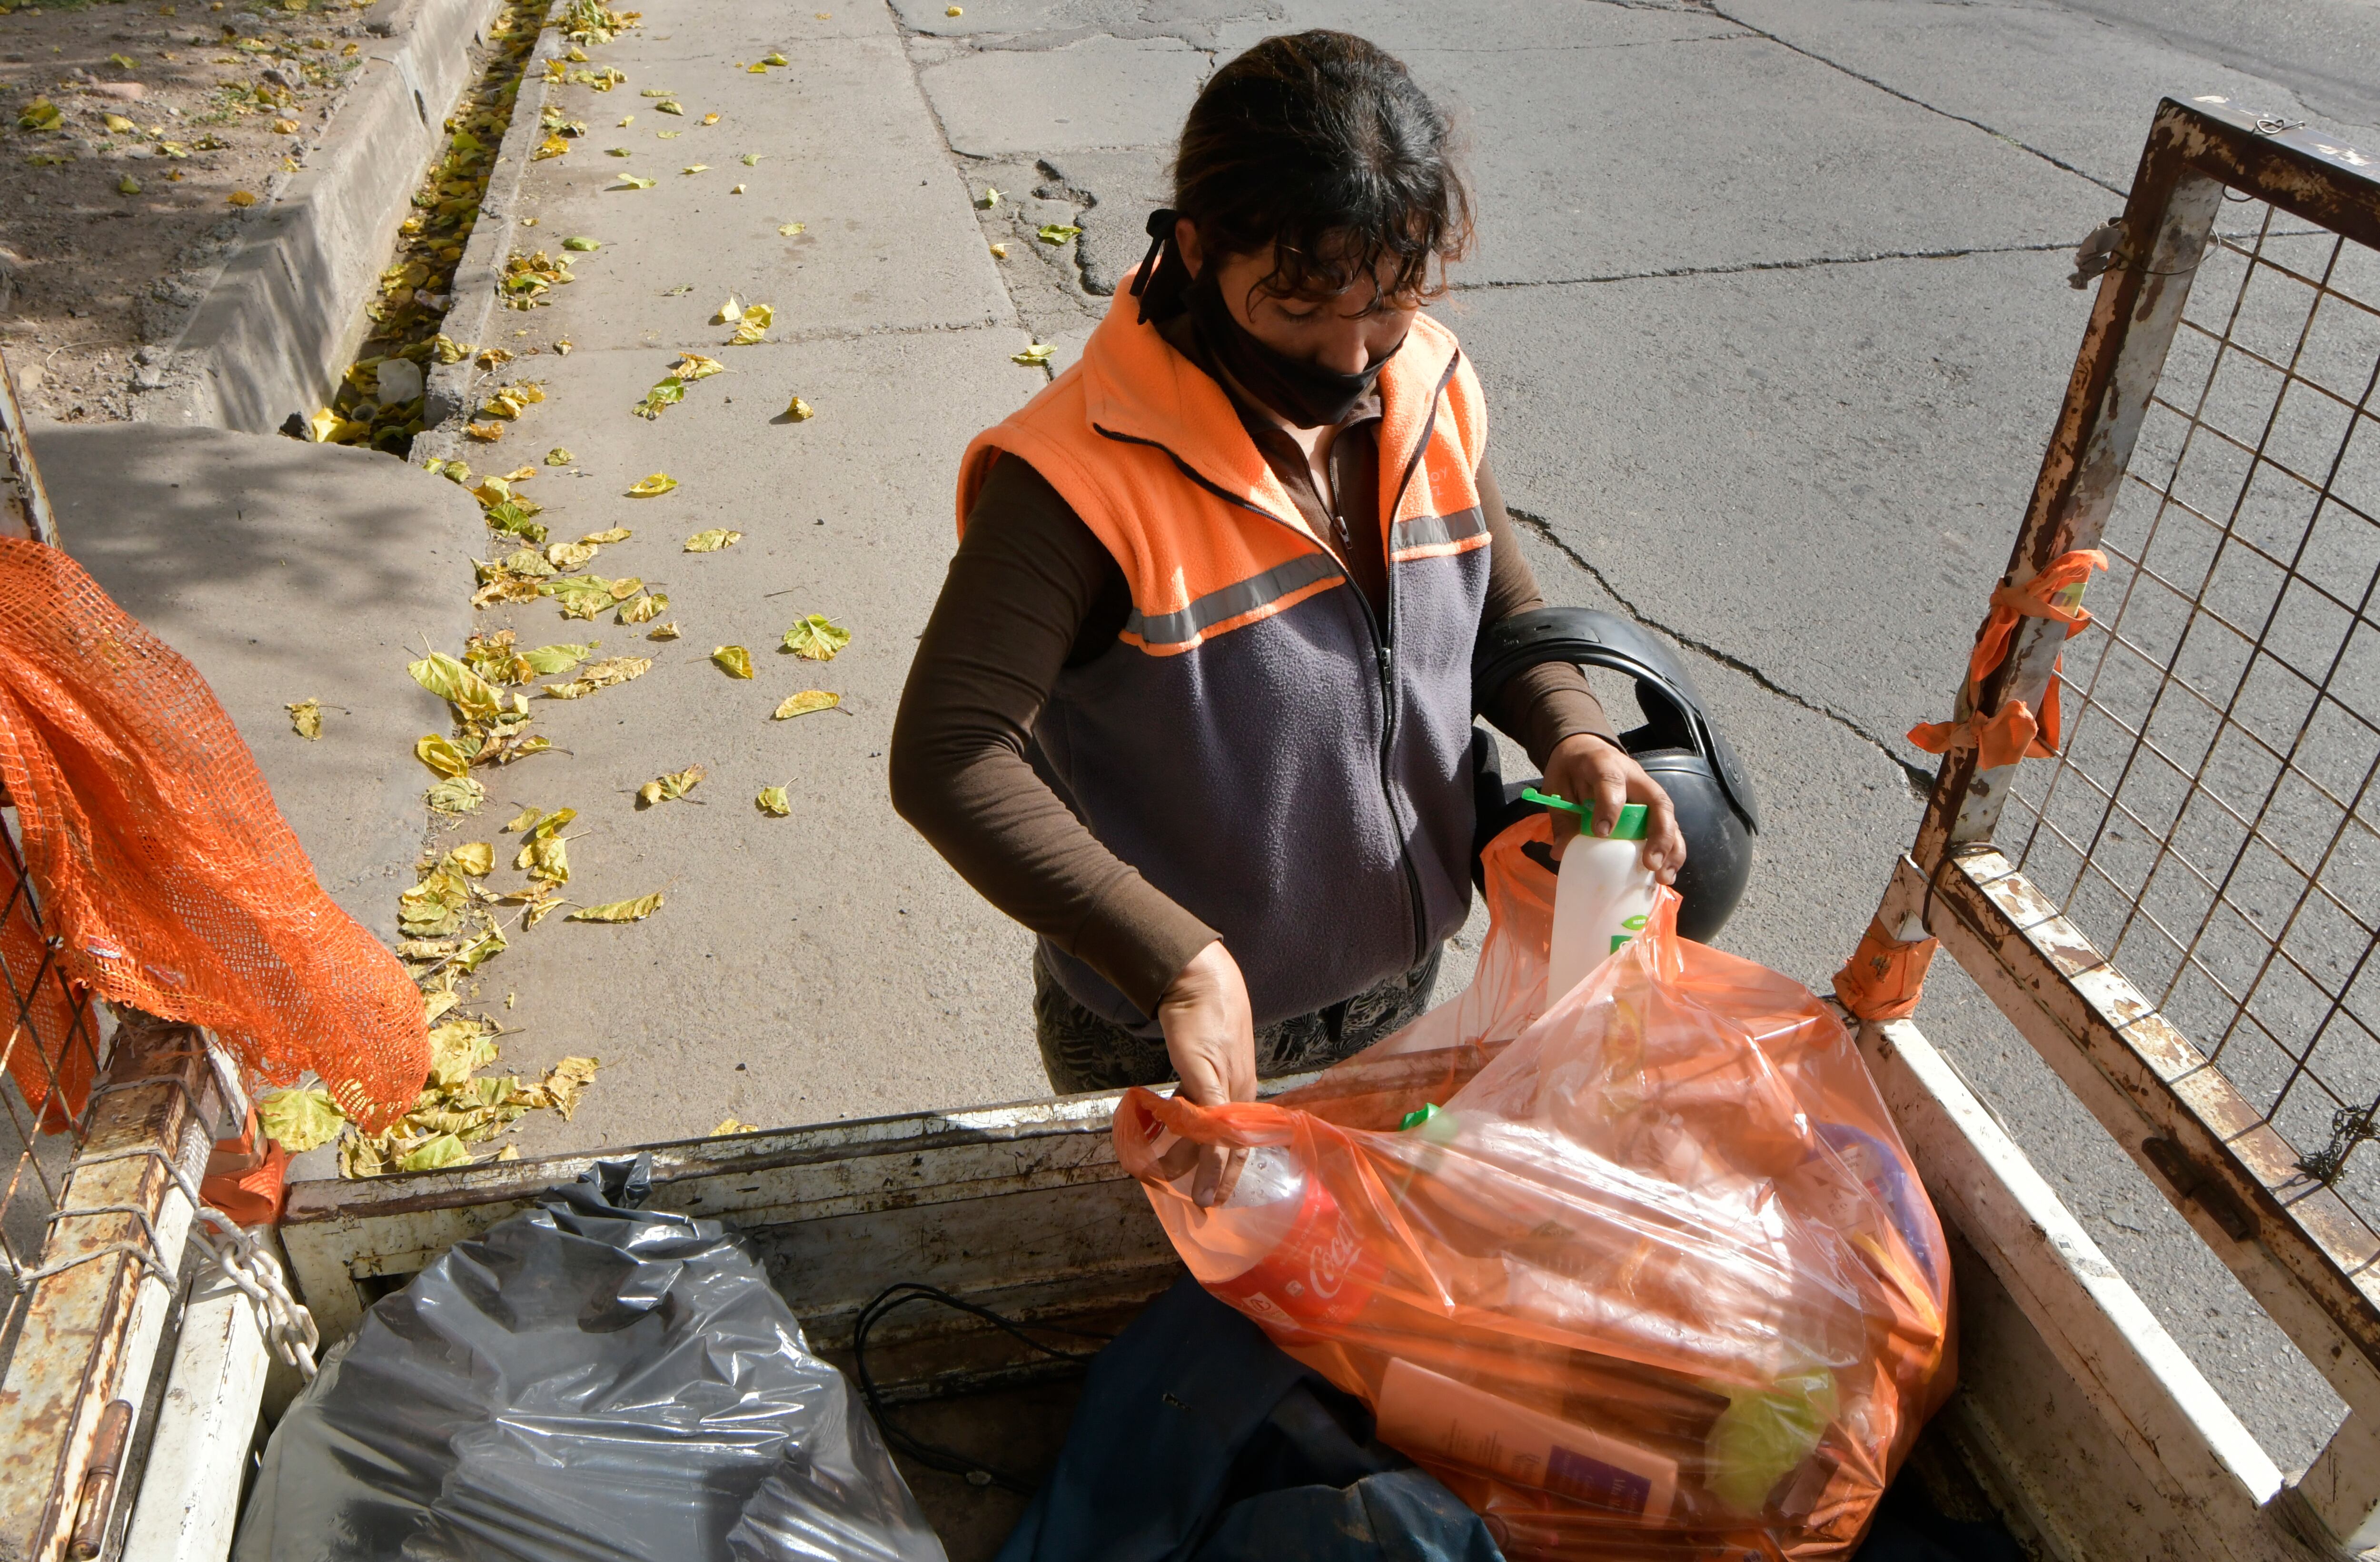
[[1520, 787, 1648, 841]]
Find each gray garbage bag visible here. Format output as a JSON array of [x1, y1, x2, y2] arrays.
[[232, 1156, 945, 1562]]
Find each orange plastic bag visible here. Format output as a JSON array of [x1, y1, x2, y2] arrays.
[[0, 540, 427, 1126], [1116, 816, 1953, 1561]]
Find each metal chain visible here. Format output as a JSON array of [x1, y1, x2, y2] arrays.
[[188, 1208, 320, 1381]]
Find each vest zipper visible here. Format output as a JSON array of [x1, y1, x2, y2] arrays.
[[1095, 343, 1464, 976]]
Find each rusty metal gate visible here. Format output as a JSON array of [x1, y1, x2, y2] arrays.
[[0, 360, 238, 1562], [1882, 95, 2380, 1553]]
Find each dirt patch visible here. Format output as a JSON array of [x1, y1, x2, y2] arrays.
[[0, 0, 376, 420]]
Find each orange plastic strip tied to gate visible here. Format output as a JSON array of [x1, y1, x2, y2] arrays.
[[1908, 549, 2106, 770], [1832, 913, 1940, 1023]]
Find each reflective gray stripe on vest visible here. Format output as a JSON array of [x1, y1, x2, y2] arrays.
[[1123, 552, 1346, 649], [1388, 507, 1487, 555]]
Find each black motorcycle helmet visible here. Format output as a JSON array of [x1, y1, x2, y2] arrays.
[[1470, 607, 1760, 943]]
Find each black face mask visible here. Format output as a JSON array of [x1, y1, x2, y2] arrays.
[[1186, 271, 1404, 429]]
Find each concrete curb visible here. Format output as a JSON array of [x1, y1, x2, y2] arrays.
[[142, 0, 507, 435], [413, 0, 570, 460]]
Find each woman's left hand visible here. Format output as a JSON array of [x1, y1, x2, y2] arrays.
[[1540, 733, 1687, 883]]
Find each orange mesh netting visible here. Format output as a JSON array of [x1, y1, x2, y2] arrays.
[[0, 540, 427, 1127], [0, 834, 101, 1129]]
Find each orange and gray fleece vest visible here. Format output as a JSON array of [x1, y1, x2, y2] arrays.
[[956, 282, 1491, 1034]]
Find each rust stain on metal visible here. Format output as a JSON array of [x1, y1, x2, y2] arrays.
[[0, 1017, 215, 1562]]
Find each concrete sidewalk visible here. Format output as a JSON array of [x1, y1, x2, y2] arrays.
[[41, 424, 485, 946]]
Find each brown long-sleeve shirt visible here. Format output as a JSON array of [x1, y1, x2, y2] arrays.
[[892, 327, 1615, 1017]]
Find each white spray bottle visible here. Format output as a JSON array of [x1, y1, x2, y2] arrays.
[[1525, 787, 1658, 1004]]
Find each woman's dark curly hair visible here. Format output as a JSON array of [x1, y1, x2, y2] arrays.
[[1171, 30, 1472, 311]]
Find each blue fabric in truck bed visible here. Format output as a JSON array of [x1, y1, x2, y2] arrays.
[[993, 1273, 1502, 1562]]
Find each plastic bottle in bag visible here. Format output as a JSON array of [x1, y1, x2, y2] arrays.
[[1525, 790, 1657, 1002], [1163, 1141, 1377, 1334]]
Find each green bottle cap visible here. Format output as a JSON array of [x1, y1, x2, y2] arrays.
[[1519, 787, 1649, 840]]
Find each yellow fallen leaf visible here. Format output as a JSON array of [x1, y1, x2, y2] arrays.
[[426, 774, 487, 815], [989, 241, 1007, 259], [755, 785, 791, 817], [714, 1117, 758, 1135], [947, 4, 962, 13], [398, 1133, 470, 1173], [648, 622, 682, 641], [533, 132, 569, 160], [712, 296, 743, 324], [546, 540, 598, 570], [568, 892, 664, 923], [626, 473, 678, 497], [683, 163, 708, 174], [712, 645, 754, 678], [119, 174, 142, 195], [286, 697, 323, 739], [779, 222, 805, 236], [544, 655, 653, 699], [516, 641, 596, 675], [741, 153, 761, 166], [445, 841, 495, 876], [1013, 341, 1054, 366], [503, 466, 539, 482], [741, 303, 774, 328], [104, 113, 137, 134], [636, 762, 705, 806], [762, 51, 788, 65], [772, 690, 840, 719], [496, 1144, 521, 1161], [978, 186, 1001, 208], [546, 447, 574, 465], [731, 184, 745, 195], [781, 614, 850, 660], [702, 112, 720, 124], [467, 421, 506, 442], [409, 650, 504, 721], [673, 352, 725, 380], [502, 805, 544, 832], [416, 733, 472, 778], [618, 591, 669, 623], [517, 831, 570, 884], [582, 527, 632, 544], [784, 395, 813, 420], [656, 99, 684, 115], [259, 1087, 345, 1154], [228, 189, 258, 207]]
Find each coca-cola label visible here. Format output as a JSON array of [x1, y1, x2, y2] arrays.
[[1212, 1167, 1378, 1333]]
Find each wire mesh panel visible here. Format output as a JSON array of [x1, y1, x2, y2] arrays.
[[0, 807, 111, 1382], [1998, 203, 2380, 1230], [1891, 94, 2380, 1549]]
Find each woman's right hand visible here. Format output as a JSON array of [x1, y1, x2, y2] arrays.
[[1157, 940, 1258, 1208]]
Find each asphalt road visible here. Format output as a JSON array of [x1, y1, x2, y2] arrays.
[[109, 0, 2373, 1477]]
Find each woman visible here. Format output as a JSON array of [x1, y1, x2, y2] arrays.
[[891, 30, 1685, 1202]]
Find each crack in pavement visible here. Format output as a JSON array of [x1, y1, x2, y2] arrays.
[[1707, 1, 2132, 199], [1508, 505, 1940, 795], [1448, 238, 2076, 293]]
